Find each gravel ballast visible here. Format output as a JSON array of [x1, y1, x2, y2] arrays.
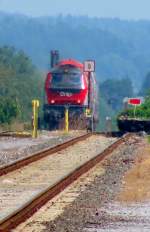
[[15, 135, 141, 232], [0, 134, 115, 223], [0, 130, 85, 167], [41, 136, 141, 232]]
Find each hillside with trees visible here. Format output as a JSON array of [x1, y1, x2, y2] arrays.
[[1, 13, 150, 89], [139, 72, 150, 96], [1, 13, 150, 129], [0, 46, 44, 125]]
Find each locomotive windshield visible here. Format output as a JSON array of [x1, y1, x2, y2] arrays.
[[50, 66, 83, 89]]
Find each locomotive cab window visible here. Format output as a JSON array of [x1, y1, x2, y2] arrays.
[[50, 66, 84, 89]]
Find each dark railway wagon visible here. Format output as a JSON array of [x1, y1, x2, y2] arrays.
[[117, 118, 150, 133]]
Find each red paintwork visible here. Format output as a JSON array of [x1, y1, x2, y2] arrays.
[[128, 98, 141, 105], [45, 59, 88, 106], [59, 59, 83, 69]]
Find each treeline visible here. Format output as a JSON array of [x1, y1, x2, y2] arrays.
[[1, 13, 150, 88], [0, 46, 123, 128], [99, 73, 150, 130], [116, 72, 150, 121], [0, 45, 150, 129], [101, 69, 150, 112], [0, 46, 44, 124]]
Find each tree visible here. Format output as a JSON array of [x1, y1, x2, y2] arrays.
[[118, 92, 150, 119], [140, 72, 150, 96], [0, 46, 44, 123], [100, 78, 133, 111], [0, 97, 20, 123]]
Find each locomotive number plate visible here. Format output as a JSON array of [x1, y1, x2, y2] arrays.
[[59, 92, 72, 97]]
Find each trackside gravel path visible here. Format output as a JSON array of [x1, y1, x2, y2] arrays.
[[0, 135, 115, 223], [14, 135, 140, 232]]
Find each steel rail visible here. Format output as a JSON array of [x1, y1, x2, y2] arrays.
[[0, 133, 132, 231], [0, 131, 12, 136], [0, 131, 31, 138], [0, 133, 92, 177]]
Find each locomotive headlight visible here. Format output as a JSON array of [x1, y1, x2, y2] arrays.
[[51, 99, 55, 104], [77, 99, 81, 103]]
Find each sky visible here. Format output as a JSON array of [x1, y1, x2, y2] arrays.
[[0, 0, 150, 20]]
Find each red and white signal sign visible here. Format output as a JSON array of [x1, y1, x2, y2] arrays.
[[128, 98, 142, 105], [84, 60, 95, 72]]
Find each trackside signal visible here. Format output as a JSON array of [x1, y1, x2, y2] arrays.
[[128, 98, 141, 105], [83, 60, 95, 72]]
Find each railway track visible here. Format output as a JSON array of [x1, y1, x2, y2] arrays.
[[0, 133, 131, 231], [0, 131, 31, 138], [0, 132, 92, 176], [0, 131, 12, 136]]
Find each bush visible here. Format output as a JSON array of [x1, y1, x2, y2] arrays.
[[0, 97, 20, 123], [118, 95, 150, 119]]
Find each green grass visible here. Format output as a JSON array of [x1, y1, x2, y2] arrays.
[[147, 136, 150, 144]]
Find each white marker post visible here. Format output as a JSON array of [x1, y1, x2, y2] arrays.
[[84, 60, 95, 132]]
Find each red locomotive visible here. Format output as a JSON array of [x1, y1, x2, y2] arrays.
[[43, 51, 99, 130]]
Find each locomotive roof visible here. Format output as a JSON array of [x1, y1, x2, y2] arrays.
[[58, 59, 83, 69]]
